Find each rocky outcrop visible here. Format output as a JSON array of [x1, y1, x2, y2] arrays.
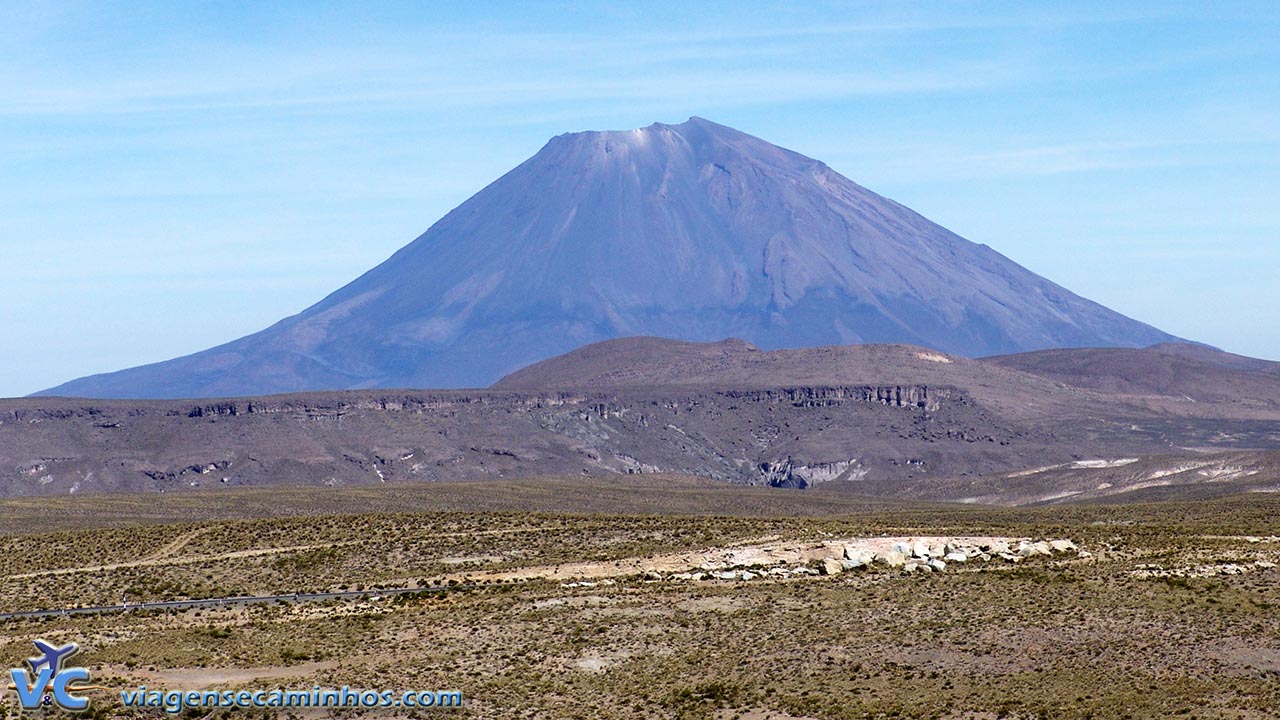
[[758, 458, 866, 488], [723, 385, 941, 411], [623, 535, 1087, 584], [860, 537, 1085, 572]]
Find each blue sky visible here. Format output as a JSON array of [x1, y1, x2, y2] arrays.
[[3, 1, 1278, 397]]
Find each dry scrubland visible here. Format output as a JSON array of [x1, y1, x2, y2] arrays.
[[1, 479, 1279, 719]]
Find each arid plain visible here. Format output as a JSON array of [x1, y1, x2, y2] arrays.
[[2, 479, 1279, 719]]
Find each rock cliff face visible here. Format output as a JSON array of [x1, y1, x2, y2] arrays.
[[0, 382, 1046, 497], [6, 381, 1279, 502], [759, 458, 868, 489], [12, 337, 1280, 503], [40, 117, 1180, 399]]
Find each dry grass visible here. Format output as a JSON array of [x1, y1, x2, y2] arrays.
[[1, 483, 1278, 718]]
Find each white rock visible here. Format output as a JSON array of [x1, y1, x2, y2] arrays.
[[1017, 541, 1052, 558], [842, 555, 870, 570], [944, 551, 968, 563], [912, 541, 930, 558], [1049, 539, 1078, 553], [928, 558, 947, 572], [878, 551, 908, 568], [822, 558, 844, 576]]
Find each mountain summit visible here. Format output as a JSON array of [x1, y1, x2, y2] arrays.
[[42, 117, 1181, 398]]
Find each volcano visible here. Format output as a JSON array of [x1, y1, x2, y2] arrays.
[[41, 117, 1181, 399]]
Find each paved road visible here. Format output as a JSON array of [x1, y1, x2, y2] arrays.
[[0, 585, 462, 621]]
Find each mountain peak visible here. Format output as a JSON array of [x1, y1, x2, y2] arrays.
[[39, 119, 1183, 399], [551, 116, 787, 161]]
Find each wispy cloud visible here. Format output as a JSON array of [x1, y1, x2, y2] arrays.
[[2, 38, 1028, 119], [3, 3, 1062, 118]]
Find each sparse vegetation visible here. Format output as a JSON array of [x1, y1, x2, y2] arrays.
[[1, 483, 1278, 718]]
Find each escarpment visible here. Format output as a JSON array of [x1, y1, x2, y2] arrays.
[[0, 383, 1024, 496]]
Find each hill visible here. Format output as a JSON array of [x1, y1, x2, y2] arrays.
[[8, 339, 1280, 503], [982, 344, 1280, 413]]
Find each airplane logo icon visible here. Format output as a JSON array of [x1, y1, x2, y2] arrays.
[[27, 640, 80, 677]]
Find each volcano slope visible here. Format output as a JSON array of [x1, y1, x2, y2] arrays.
[[6, 339, 1279, 504], [40, 117, 1179, 399]]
